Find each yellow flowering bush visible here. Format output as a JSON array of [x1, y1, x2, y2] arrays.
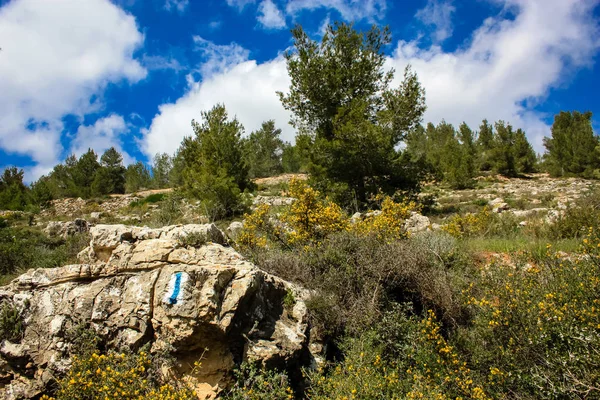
[[237, 178, 347, 249], [237, 204, 271, 249], [309, 308, 488, 400], [41, 351, 196, 400], [461, 238, 600, 398], [441, 207, 492, 238], [281, 178, 348, 245], [350, 196, 418, 241]]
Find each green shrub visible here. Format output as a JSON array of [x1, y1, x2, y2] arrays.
[[222, 362, 293, 400], [154, 193, 183, 226], [0, 225, 89, 277], [177, 232, 207, 248], [0, 302, 24, 342], [248, 231, 469, 337]]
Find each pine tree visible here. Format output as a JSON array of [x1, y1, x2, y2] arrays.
[[125, 162, 152, 193], [543, 111, 600, 177], [151, 153, 173, 189], [179, 104, 251, 219], [73, 150, 100, 198], [92, 147, 126, 195], [278, 21, 426, 205], [477, 119, 495, 171], [491, 121, 517, 177], [513, 128, 537, 173], [242, 120, 284, 178]]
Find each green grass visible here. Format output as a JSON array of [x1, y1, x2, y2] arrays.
[[464, 236, 580, 254]]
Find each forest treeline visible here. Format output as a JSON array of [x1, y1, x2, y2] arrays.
[[1, 22, 599, 215]]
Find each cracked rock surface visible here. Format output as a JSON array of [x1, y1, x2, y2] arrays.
[[0, 224, 311, 399]]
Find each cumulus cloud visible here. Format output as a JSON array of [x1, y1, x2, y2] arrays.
[[71, 114, 135, 165], [164, 0, 189, 13], [389, 0, 600, 152], [415, 0, 456, 43], [285, 0, 387, 22], [142, 0, 599, 158], [141, 58, 292, 157], [0, 0, 145, 179], [258, 0, 287, 29]]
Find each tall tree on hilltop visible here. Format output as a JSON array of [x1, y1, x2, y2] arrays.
[[73, 150, 100, 198], [152, 153, 173, 189], [242, 120, 284, 178], [477, 119, 495, 171], [490, 121, 517, 177], [92, 147, 126, 195], [0, 167, 28, 210], [513, 128, 537, 173], [543, 111, 600, 177], [125, 162, 152, 193], [178, 104, 251, 219], [277, 22, 426, 205]]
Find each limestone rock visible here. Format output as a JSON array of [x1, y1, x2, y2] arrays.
[[44, 219, 89, 238], [489, 198, 510, 213], [404, 212, 431, 234], [0, 224, 311, 399], [226, 221, 244, 240]]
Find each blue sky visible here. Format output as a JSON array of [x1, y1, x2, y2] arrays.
[[1, 0, 599, 181]]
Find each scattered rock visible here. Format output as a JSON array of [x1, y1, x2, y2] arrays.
[[253, 195, 295, 207], [489, 198, 510, 213], [226, 221, 244, 240], [404, 212, 431, 234]]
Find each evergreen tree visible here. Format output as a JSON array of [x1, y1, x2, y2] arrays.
[[92, 147, 126, 195], [73, 150, 100, 198], [477, 119, 495, 171], [458, 122, 477, 179], [543, 111, 600, 177], [490, 121, 517, 177], [125, 162, 152, 193], [242, 120, 284, 178], [281, 143, 303, 173], [278, 22, 426, 205], [179, 104, 251, 219], [0, 167, 28, 210], [151, 153, 173, 189], [513, 128, 537, 173]]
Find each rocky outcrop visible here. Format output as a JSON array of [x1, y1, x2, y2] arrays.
[[43, 219, 90, 238], [0, 224, 311, 399]]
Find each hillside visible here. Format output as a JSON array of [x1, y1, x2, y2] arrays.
[[1, 173, 599, 399]]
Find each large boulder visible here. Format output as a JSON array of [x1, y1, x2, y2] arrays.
[[0, 224, 311, 399]]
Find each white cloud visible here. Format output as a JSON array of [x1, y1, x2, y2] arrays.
[[142, 54, 185, 72], [192, 36, 250, 78], [141, 58, 292, 157], [0, 0, 145, 180], [258, 0, 287, 29], [285, 0, 387, 22], [71, 114, 135, 165], [415, 0, 456, 43], [164, 0, 189, 13], [388, 0, 600, 153], [226, 0, 256, 11], [142, 0, 599, 158]]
